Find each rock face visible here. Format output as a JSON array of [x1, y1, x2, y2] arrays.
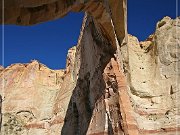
[[0, 60, 65, 134], [0, 14, 129, 135], [0, 0, 179, 134], [121, 16, 180, 134], [1, 16, 179, 135]]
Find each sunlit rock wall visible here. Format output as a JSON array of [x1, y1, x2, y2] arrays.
[[0, 15, 128, 135], [0, 60, 65, 134], [0, 0, 179, 133], [120, 16, 180, 134]]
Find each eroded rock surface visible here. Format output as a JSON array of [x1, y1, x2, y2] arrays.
[[1, 16, 179, 135], [0, 0, 179, 134], [0, 14, 127, 135], [0, 60, 65, 134], [120, 16, 180, 134], [1, 0, 127, 49]]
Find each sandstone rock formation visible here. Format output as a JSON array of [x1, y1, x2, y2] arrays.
[[1, 16, 179, 135], [0, 14, 128, 135], [1, 0, 127, 49], [0, 60, 65, 134], [121, 16, 180, 134], [0, 0, 179, 134]]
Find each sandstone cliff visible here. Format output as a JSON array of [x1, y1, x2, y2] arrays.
[[0, 0, 179, 134], [0, 60, 65, 134], [121, 16, 180, 134], [0, 16, 179, 135]]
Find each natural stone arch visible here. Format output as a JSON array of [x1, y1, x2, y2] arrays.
[[1, 0, 127, 49], [0, 1, 138, 135]]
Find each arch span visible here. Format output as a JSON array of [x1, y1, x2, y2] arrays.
[[1, 0, 127, 49]]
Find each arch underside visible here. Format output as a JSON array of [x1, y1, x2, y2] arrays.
[[1, 0, 127, 49]]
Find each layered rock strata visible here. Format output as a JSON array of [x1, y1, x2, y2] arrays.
[[1, 16, 179, 135], [0, 0, 179, 134], [0, 15, 130, 135], [0, 60, 65, 134], [120, 16, 180, 134]]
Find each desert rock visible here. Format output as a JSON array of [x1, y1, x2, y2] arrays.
[[0, 0, 179, 134]]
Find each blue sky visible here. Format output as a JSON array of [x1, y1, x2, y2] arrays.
[[0, 0, 179, 69]]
